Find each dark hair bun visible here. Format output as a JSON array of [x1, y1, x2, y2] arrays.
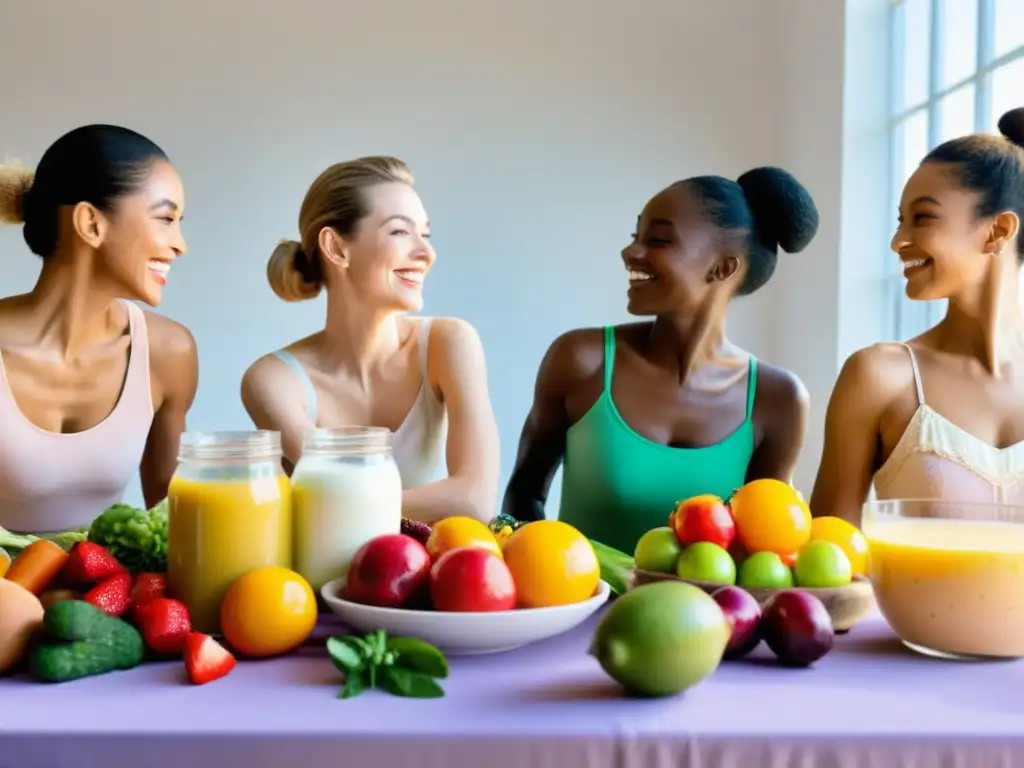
[[997, 107, 1024, 149], [736, 166, 819, 254]]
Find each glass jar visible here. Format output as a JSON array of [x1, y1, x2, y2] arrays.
[[167, 430, 292, 635], [291, 427, 403, 592]]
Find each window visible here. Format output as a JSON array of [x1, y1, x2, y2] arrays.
[[887, 0, 1024, 340]]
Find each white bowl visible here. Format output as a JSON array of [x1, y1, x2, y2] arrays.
[[319, 578, 611, 655]]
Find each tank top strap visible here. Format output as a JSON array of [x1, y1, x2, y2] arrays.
[[419, 318, 433, 379], [272, 349, 318, 423], [901, 343, 926, 406], [121, 300, 154, 416], [602, 326, 615, 391], [745, 356, 758, 418]]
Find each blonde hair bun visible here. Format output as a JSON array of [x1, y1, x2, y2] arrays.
[[0, 162, 35, 225], [267, 239, 323, 302]]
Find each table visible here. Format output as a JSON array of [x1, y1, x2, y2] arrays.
[[3, 609, 1024, 768]]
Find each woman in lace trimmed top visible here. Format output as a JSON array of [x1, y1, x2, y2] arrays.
[[240, 157, 500, 524], [810, 107, 1024, 524]]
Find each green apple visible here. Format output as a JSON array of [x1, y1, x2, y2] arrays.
[[738, 551, 794, 589], [793, 540, 853, 588], [676, 542, 736, 585], [634, 527, 683, 574]]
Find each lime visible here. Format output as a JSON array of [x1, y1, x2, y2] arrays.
[[793, 540, 852, 588], [738, 551, 794, 589], [634, 527, 683, 574], [675, 542, 736, 585], [589, 580, 730, 697]]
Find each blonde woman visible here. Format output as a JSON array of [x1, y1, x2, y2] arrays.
[[241, 156, 499, 524]]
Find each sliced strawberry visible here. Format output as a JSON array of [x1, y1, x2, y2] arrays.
[[134, 597, 191, 655], [129, 573, 167, 612], [63, 542, 125, 584], [83, 572, 132, 616], [184, 632, 236, 685]]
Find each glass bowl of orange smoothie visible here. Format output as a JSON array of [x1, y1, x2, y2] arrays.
[[863, 498, 1024, 660]]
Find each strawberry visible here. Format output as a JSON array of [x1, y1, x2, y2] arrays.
[[83, 572, 132, 616], [129, 573, 167, 612], [184, 632, 236, 685], [63, 542, 125, 584], [134, 597, 191, 655]]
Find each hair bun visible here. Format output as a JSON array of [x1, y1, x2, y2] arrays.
[[736, 166, 819, 255], [997, 107, 1024, 149], [266, 239, 323, 302], [0, 162, 35, 225]]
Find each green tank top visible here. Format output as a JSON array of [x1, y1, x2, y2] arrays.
[[557, 326, 757, 555]]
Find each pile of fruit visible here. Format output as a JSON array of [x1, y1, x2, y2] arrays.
[[0, 538, 320, 686], [633, 479, 868, 591], [590, 577, 838, 698], [341, 517, 604, 612]]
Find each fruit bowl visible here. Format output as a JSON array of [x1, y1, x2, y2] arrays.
[[320, 578, 611, 655], [863, 498, 1024, 659], [631, 569, 874, 632]]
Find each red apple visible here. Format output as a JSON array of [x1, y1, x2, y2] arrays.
[[342, 534, 431, 609], [760, 589, 835, 667], [712, 585, 762, 659], [429, 546, 517, 612], [672, 494, 736, 550]]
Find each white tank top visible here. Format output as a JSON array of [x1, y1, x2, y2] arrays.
[[272, 318, 448, 489]]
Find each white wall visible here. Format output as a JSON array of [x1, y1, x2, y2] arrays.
[[0, 0, 890, 510]]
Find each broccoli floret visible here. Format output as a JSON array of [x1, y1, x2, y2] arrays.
[[88, 500, 168, 573]]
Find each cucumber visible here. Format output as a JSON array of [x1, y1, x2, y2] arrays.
[[30, 600, 145, 683]]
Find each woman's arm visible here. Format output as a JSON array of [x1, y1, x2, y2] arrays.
[[744, 363, 810, 486], [809, 347, 894, 526], [240, 354, 316, 475], [139, 316, 200, 508], [501, 330, 593, 523], [402, 319, 500, 524]]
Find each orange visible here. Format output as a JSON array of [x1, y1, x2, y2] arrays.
[[0, 547, 10, 579], [810, 516, 869, 576], [729, 479, 812, 555], [502, 520, 600, 608], [220, 566, 317, 658], [426, 516, 502, 561]]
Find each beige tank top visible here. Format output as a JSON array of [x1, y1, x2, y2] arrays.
[[0, 300, 155, 533], [873, 343, 1024, 504]]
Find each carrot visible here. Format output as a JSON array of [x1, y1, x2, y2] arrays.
[[0, 547, 10, 579], [5, 539, 70, 595]]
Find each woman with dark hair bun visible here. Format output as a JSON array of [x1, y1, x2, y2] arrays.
[[812, 108, 1024, 524], [0, 124, 198, 533], [502, 166, 820, 553]]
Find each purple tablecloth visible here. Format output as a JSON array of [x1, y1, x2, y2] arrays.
[[2, 607, 1024, 767]]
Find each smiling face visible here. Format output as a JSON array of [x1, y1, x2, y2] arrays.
[[94, 160, 187, 306], [892, 161, 1003, 301], [621, 183, 740, 316], [333, 182, 434, 312]]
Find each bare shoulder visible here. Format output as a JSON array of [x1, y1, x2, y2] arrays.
[[143, 311, 197, 393], [835, 341, 915, 400], [753, 359, 809, 410], [426, 316, 484, 351], [144, 310, 197, 362], [240, 350, 305, 400]]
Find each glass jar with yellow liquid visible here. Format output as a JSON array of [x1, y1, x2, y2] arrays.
[[167, 430, 292, 635]]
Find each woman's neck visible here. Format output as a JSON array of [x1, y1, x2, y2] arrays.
[[28, 252, 122, 359], [648, 299, 731, 385], [320, 290, 404, 381], [939, 254, 1024, 374]]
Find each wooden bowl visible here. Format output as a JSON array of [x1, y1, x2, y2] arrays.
[[631, 569, 875, 633]]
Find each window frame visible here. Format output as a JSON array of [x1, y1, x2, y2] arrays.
[[887, 0, 1024, 340]]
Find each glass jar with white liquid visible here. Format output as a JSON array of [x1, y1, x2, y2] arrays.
[[291, 427, 404, 592]]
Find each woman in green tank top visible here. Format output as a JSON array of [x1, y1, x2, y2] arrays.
[[502, 168, 819, 554]]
